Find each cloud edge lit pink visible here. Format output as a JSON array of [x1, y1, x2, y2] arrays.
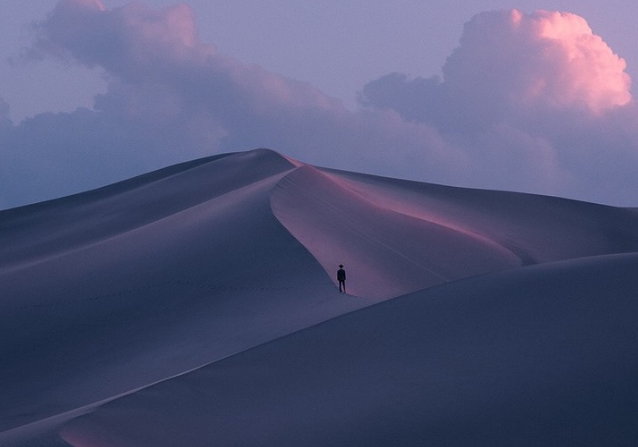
[[1, 1, 638, 208]]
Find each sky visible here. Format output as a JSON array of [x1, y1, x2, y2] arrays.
[[1, 0, 638, 208]]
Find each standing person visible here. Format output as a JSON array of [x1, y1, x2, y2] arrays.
[[337, 265, 346, 293]]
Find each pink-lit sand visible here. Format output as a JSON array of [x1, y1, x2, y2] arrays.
[[1, 149, 637, 446]]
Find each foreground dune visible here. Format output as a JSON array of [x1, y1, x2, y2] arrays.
[[61, 253, 638, 446], [1, 149, 637, 446]]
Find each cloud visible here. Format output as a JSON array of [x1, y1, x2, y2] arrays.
[[447, 10, 631, 114], [0, 97, 11, 128], [1, 4, 637, 208], [362, 10, 633, 122], [361, 9, 638, 204], [1, 0, 458, 207]]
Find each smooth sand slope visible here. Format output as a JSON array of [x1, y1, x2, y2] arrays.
[[61, 253, 638, 446], [1, 148, 637, 446]]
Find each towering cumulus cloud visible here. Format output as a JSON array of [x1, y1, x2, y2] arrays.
[[364, 10, 632, 124], [362, 9, 638, 203], [1, 3, 637, 208], [444, 10, 631, 116]]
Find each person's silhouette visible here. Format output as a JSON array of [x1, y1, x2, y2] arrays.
[[337, 265, 346, 293]]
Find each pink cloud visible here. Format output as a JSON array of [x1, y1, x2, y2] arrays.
[[442, 9, 632, 118], [1, 4, 638, 208], [533, 11, 631, 112], [361, 9, 638, 204]]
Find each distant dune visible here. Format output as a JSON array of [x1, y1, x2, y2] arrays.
[[1, 149, 637, 446]]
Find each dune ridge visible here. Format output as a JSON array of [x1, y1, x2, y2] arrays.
[[1, 148, 637, 446], [272, 161, 638, 298]]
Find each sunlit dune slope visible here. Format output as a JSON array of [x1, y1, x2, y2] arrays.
[[1, 148, 637, 446], [273, 162, 638, 298]]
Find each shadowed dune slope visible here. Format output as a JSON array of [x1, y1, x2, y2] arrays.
[[0, 149, 366, 437], [60, 253, 638, 447], [1, 148, 638, 446]]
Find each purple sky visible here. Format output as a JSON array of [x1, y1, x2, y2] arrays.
[[1, 0, 638, 208]]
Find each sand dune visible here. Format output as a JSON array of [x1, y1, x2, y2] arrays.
[[1, 149, 637, 446], [60, 253, 638, 446], [273, 164, 638, 298]]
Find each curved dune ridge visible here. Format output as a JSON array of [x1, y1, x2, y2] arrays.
[[1, 148, 637, 446], [271, 166, 520, 299], [271, 164, 638, 298]]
